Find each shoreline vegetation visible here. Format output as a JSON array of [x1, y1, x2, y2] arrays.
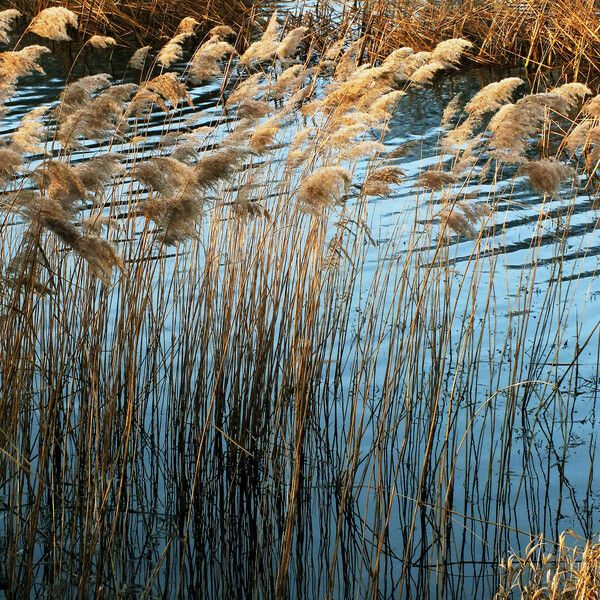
[[0, 2, 599, 598]]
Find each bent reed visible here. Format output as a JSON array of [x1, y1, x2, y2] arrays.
[[0, 4, 599, 598]]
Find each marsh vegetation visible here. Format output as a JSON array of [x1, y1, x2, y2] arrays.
[[0, 3, 599, 598]]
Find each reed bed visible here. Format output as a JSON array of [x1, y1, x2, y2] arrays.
[[0, 5, 599, 598], [360, 0, 600, 85]]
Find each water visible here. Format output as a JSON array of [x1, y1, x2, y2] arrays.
[[1, 16, 599, 600]]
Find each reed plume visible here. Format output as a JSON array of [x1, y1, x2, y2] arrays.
[[158, 33, 192, 67], [132, 157, 194, 195], [10, 106, 47, 154], [34, 160, 88, 216], [276, 26, 308, 62], [0, 9, 20, 44], [27, 7, 78, 42], [176, 16, 200, 35], [88, 35, 117, 49], [128, 46, 152, 70], [75, 154, 125, 192], [519, 159, 573, 195], [444, 77, 524, 147], [362, 166, 405, 196], [239, 11, 280, 65], [298, 166, 351, 214], [143, 72, 192, 107], [188, 37, 235, 83], [0, 147, 22, 185], [418, 168, 456, 190]]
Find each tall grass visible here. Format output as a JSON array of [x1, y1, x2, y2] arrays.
[[0, 5, 599, 598]]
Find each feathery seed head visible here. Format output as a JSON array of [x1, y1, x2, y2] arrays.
[[28, 7, 78, 42]]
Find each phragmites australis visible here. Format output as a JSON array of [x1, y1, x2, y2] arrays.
[[239, 11, 280, 65], [132, 157, 194, 196], [176, 17, 200, 35], [444, 78, 524, 147], [34, 160, 88, 216], [75, 154, 125, 192], [128, 46, 152, 70], [276, 26, 308, 61], [143, 72, 192, 107], [418, 168, 457, 190], [0, 45, 51, 81], [362, 166, 405, 196], [518, 159, 573, 195], [0, 9, 21, 44], [487, 83, 590, 162], [208, 25, 236, 39], [583, 95, 600, 118], [188, 37, 235, 83], [158, 33, 192, 67], [298, 166, 352, 214], [88, 35, 117, 49], [57, 73, 112, 118], [27, 7, 78, 42], [0, 147, 23, 185], [10, 106, 48, 154]]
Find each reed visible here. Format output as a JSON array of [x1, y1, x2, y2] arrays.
[[0, 5, 599, 599]]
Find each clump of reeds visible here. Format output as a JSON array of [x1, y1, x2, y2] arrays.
[[496, 534, 600, 600]]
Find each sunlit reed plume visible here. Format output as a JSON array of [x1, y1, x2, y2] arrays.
[[88, 35, 117, 49], [0, 8, 20, 44], [27, 7, 78, 42], [298, 166, 352, 214], [519, 159, 574, 195]]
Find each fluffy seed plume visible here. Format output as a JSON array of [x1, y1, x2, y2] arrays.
[[143, 189, 203, 245], [239, 11, 280, 65], [418, 168, 457, 190], [132, 157, 193, 195], [298, 166, 352, 214], [157, 33, 191, 67], [431, 38, 473, 66], [27, 7, 78, 42], [208, 25, 235, 39], [143, 72, 192, 107], [194, 146, 252, 190], [0, 45, 51, 80], [176, 17, 200, 35], [189, 38, 235, 83], [0, 9, 21, 44], [57, 74, 112, 118], [0, 147, 22, 185], [34, 160, 88, 215], [128, 46, 151, 70], [10, 106, 47, 154], [88, 35, 117, 49], [444, 78, 524, 147], [519, 159, 573, 195], [488, 92, 569, 162], [362, 166, 405, 196], [75, 154, 125, 192], [276, 26, 308, 61], [583, 95, 600, 118]]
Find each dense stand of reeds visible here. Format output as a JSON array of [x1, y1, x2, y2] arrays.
[[0, 5, 599, 598], [359, 0, 599, 85]]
